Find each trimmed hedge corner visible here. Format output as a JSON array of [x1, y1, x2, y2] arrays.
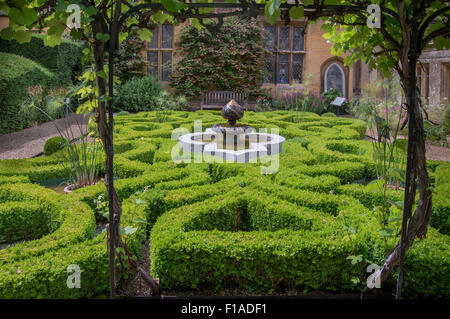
[[0, 34, 84, 84], [44, 136, 68, 156], [0, 52, 56, 135]]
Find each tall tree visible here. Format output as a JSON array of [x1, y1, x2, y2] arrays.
[[1, 0, 448, 298], [317, 0, 450, 298]]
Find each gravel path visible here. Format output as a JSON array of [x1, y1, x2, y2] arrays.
[[364, 126, 450, 162], [425, 138, 450, 162], [0, 114, 90, 160]]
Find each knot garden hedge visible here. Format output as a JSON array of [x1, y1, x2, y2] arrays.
[[0, 111, 448, 298]]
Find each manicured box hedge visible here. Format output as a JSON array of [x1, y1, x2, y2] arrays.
[[0, 34, 84, 84], [0, 52, 56, 135], [150, 190, 449, 296], [0, 111, 448, 298], [431, 163, 450, 235]]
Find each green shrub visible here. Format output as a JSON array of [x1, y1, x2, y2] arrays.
[[0, 180, 147, 298], [114, 35, 146, 81], [432, 183, 450, 235], [44, 136, 69, 156], [337, 183, 403, 209], [170, 17, 265, 99], [275, 172, 341, 193], [114, 76, 162, 112], [430, 163, 450, 235], [117, 110, 131, 116], [424, 120, 448, 146], [0, 201, 60, 243], [322, 88, 348, 114], [400, 231, 450, 298], [140, 187, 166, 229], [154, 91, 190, 111], [435, 163, 450, 186], [0, 157, 68, 182], [0, 34, 84, 84], [151, 193, 371, 291], [0, 238, 109, 298], [322, 112, 337, 117], [0, 52, 56, 135], [0, 175, 30, 184], [288, 136, 310, 148]]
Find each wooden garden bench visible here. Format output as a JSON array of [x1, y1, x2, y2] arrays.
[[200, 91, 247, 110]]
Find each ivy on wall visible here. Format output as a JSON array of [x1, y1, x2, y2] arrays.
[[170, 17, 266, 100]]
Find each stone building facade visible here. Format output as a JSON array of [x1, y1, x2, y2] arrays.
[[142, 17, 449, 107], [0, 12, 448, 106], [142, 18, 367, 102]]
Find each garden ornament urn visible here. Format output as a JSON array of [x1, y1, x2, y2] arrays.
[[221, 99, 244, 126]]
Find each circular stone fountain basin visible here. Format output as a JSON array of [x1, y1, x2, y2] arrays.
[[178, 128, 285, 163]]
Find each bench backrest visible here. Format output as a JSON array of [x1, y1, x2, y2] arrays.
[[203, 91, 246, 106]]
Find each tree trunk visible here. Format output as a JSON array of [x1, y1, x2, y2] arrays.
[[91, 9, 160, 298], [371, 32, 432, 296], [91, 17, 117, 299]]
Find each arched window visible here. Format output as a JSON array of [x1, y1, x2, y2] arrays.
[[324, 63, 346, 97]]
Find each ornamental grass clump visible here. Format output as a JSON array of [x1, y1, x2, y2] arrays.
[[53, 115, 102, 190]]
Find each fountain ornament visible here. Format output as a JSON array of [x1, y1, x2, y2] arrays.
[[178, 100, 285, 163]]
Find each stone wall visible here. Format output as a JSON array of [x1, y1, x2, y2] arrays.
[[419, 48, 450, 106]]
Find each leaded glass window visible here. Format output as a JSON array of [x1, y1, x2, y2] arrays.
[[263, 54, 275, 83], [147, 24, 173, 81], [147, 52, 158, 77], [161, 24, 173, 49], [293, 27, 304, 51], [278, 54, 289, 84], [264, 26, 276, 52], [324, 63, 345, 97], [292, 54, 304, 83], [162, 51, 172, 81], [263, 24, 305, 84], [278, 27, 290, 50], [148, 26, 158, 49]]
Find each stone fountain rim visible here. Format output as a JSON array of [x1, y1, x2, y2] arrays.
[[178, 128, 286, 162]]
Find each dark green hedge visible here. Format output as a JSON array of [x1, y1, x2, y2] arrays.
[[0, 34, 84, 85], [0, 52, 57, 135], [114, 76, 162, 112], [0, 202, 60, 243], [431, 184, 450, 235], [431, 163, 450, 235], [44, 136, 69, 156]]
